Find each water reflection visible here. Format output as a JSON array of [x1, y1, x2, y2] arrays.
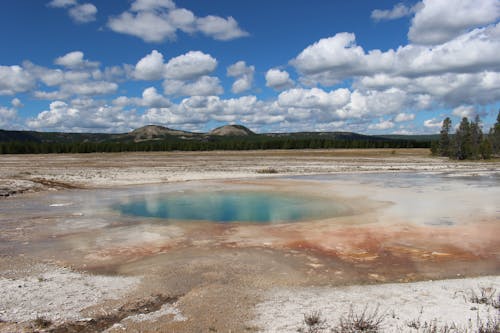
[[115, 191, 349, 223]]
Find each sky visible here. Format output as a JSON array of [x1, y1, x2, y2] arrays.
[[0, 0, 499, 134]]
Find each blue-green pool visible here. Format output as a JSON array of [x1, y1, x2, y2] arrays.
[[115, 191, 348, 223]]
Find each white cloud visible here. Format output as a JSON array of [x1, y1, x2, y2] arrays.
[[293, 24, 500, 86], [60, 81, 118, 96], [108, 11, 177, 43], [0, 65, 35, 95], [394, 113, 415, 122], [291, 32, 394, 85], [134, 50, 165, 80], [27, 101, 78, 129], [11, 98, 23, 108], [168, 8, 196, 32], [227, 61, 254, 94], [452, 105, 476, 118], [131, 0, 175, 11], [33, 90, 70, 100], [164, 51, 217, 80], [265, 69, 294, 90], [107, 0, 247, 43], [48, 0, 97, 24], [196, 16, 248, 41], [27, 99, 137, 132], [47, 0, 77, 8], [371, 3, 421, 21], [409, 0, 500, 44], [0, 107, 17, 127], [424, 118, 443, 128], [291, 23, 500, 111], [54, 51, 99, 69], [163, 76, 223, 96], [368, 120, 395, 130], [113, 87, 171, 108], [278, 87, 351, 110], [141, 87, 171, 107], [68, 3, 97, 23]]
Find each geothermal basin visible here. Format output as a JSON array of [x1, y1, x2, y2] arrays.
[[0, 165, 499, 332]]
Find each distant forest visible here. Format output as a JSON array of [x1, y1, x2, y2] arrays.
[[432, 110, 500, 160], [0, 135, 429, 154]]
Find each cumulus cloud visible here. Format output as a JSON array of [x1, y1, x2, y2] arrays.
[[394, 113, 415, 122], [424, 118, 443, 128], [107, 0, 247, 43], [163, 76, 223, 96], [293, 23, 500, 84], [452, 105, 476, 118], [108, 12, 177, 43], [196, 16, 248, 41], [68, 3, 97, 23], [60, 81, 118, 96], [409, 0, 500, 44], [141, 87, 171, 107], [227, 61, 254, 94], [47, 0, 77, 8], [132, 50, 220, 94], [265, 69, 294, 90], [278, 88, 351, 110], [0, 107, 17, 127], [368, 120, 395, 130], [27, 101, 78, 129], [27, 99, 137, 132], [48, 0, 97, 23], [134, 50, 165, 80], [140, 94, 284, 129], [11, 98, 23, 108], [371, 3, 421, 21], [33, 90, 70, 100], [131, 0, 175, 11], [54, 51, 99, 69], [114, 87, 171, 108], [0, 66, 35, 95], [164, 51, 217, 80], [291, 22, 500, 110]]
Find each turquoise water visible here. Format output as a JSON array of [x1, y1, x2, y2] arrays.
[[115, 191, 347, 223]]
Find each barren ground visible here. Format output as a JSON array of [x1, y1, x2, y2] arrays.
[[0, 149, 498, 332]]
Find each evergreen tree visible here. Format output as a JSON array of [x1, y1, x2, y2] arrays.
[[438, 117, 452, 156], [469, 115, 483, 159], [479, 138, 492, 159], [453, 117, 472, 160], [490, 109, 500, 155]]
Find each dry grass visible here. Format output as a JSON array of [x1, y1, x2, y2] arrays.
[[467, 287, 498, 307], [298, 311, 328, 333], [255, 167, 279, 174], [328, 306, 386, 333], [33, 316, 52, 329]]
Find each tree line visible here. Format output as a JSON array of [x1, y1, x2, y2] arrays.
[[0, 136, 429, 154], [432, 110, 500, 160]]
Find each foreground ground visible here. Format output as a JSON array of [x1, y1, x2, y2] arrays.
[[0, 149, 499, 332]]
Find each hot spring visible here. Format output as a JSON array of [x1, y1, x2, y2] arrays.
[[114, 191, 350, 223]]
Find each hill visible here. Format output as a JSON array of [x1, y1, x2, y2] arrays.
[[128, 125, 196, 142], [0, 124, 433, 154], [209, 125, 255, 136]]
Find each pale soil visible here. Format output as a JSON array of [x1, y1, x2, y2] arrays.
[[254, 276, 500, 333], [0, 149, 498, 332], [0, 149, 497, 194]]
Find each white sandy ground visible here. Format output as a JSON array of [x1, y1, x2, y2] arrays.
[[0, 264, 141, 323], [253, 276, 500, 332], [103, 303, 187, 332]]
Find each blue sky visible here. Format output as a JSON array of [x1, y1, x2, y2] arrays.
[[0, 0, 499, 134]]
